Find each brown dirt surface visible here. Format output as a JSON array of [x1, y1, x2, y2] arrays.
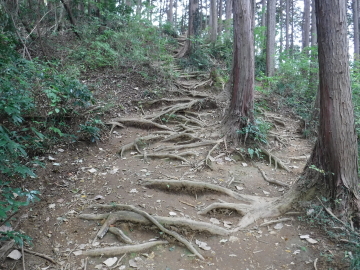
[[1, 64, 351, 270]]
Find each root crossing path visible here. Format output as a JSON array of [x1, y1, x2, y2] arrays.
[[10, 52, 346, 269]]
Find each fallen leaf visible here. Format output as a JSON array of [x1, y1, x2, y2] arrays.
[[274, 223, 283, 230], [7, 250, 22, 260], [129, 259, 138, 268], [103, 257, 118, 266], [195, 239, 211, 250], [306, 238, 318, 244]]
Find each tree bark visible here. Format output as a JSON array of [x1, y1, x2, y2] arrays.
[[175, 0, 200, 58], [223, 0, 254, 141], [302, 0, 310, 50], [167, 0, 174, 24], [224, 0, 232, 34], [209, 0, 217, 42], [310, 0, 317, 46], [285, 0, 289, 51], [302, 0, 360, 220], [354, 0, 359, 58], [218, 0, 223, 34], [266, 0, 276, 76]]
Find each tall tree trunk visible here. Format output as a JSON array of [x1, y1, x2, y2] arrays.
[[167, 0, 174, 24], [303, 0, 360, 219], [136, 0, 142, 17], [223, 0, 254, 141], [266, 0, 276, 76], [209, 0, 217, 42], [354, 0, 359, 58], [285, 0, 289, 51], [279, 0, 283, 56], [175, 0, 200, 58], [224, 0, 232, 34], [290, 0, 294, 54], [310, 0, 317, 46], [261, 0, 266, 27], [218, 0, 222, 34], [302, 0, 310, 50]]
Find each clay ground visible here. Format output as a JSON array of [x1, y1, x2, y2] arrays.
[[1, 64, 350, 270]]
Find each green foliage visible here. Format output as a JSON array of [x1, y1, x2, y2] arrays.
[[237, 118, 272, 144], [0, 181, 39, 245], [78, 119, 105, 142], [70, 15, 174, 71], [257, 48, 319, 129]]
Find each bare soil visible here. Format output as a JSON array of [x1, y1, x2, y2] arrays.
[[1, 65, 350, 270]]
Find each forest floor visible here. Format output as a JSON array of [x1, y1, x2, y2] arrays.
[[1, 53, 352, 270]]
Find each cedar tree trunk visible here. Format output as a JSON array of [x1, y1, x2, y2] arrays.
[[223, 0, 254, 141]]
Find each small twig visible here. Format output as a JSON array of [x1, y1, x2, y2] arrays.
[[110, 253, 126, 269], [316, 197, 347, 227], [179, 200, 195, 207], [21, 245, 26, 270], [84, 257, 88, 270], [314, 257, 318, 270], [24, 249, 57, 264], [259, 218, 293, 227]]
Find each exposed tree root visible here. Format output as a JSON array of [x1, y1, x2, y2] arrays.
[[154, 140, 218, 152], [141, 98, 194, 108], [79, 211, 231, 236], [197, 202, 252, 215], [135, 152, 196, 163], [23, 249, 57, 264], [142, 179, 258, 203], [106, 121, 125, 135], [259, 218, 293, 227], [260, 147, 291, 172], [88, 204, 205, 260], [76, 241, 168, 257], [254, 164, 290, 187], [108, 227, 134, 244], [119, 133, 172, 158], [111, 117, 173, 131], [204, 139, 223, 169]]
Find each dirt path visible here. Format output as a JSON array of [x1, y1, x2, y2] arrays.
[[2, 61, 348, 270]]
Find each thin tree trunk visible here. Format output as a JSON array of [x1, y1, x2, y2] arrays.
[[261, 0, 266, 27], [218, 0, 222, 34], [224, 0, 232, 34], [310, 0, 317, 46], [285, 0, 289, 51], [302, 0, 310, 50], [60, 0, 81, 39], [266, 0, 276, 76], [279, 0, 283, 56], [167, 0, 174, 24], [210, 0, 217, 42]]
